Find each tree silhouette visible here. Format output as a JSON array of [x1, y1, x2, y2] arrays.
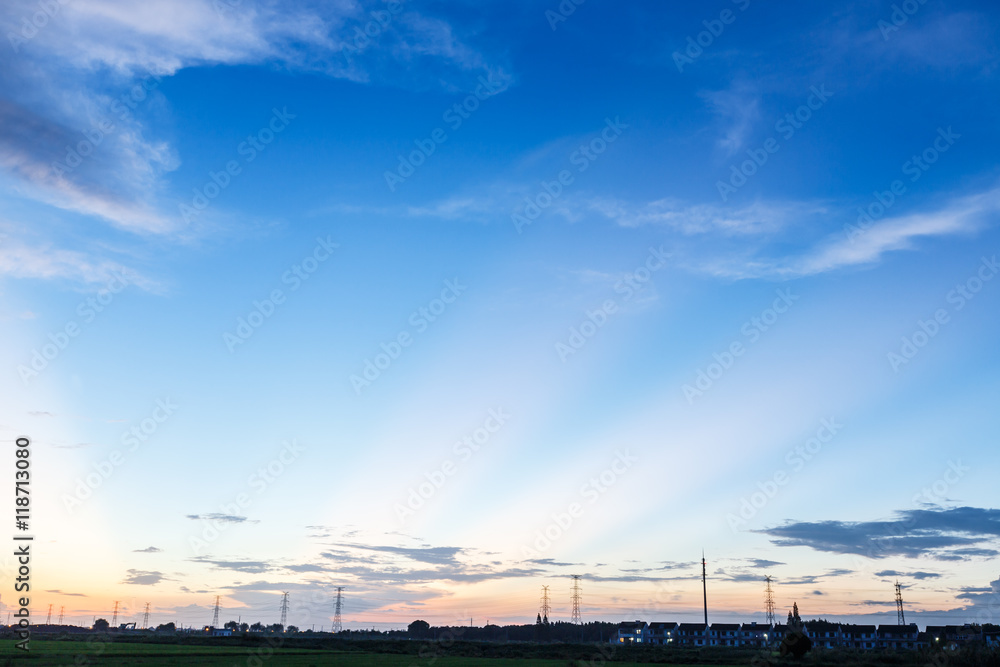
[[780, 602, 812, 659], [408, 620, 430, 638], [93, 618, 109, 632]]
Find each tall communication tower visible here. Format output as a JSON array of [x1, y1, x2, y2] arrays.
[[142, 603, 150, 630], [333, 587, 344, 633], [111, 601, 120, 627], [280, 592, 289, 629], [764, 576, 776, 625], [895, 581, 906, 625], [212, 596, 221, 628], [701, 553, 708, 627], [540, 585, 551, 624], [570, 575, 582, 624], [47, 604, 52, 624], [59, 607, 65, 625]]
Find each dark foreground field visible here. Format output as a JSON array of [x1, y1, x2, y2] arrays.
[[2, 636, 997, 666], [0, 640, 729, 667]]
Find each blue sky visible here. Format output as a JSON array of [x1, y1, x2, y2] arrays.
[[2, 0, 1000, 631]]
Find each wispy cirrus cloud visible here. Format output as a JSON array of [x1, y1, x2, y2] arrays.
[[701, 82, 761, 156], [185, 513, 257, 524], [0, 226, 157, 289], [875, 569, 941, 580], [782, 187, 999, 278], [45, 589, 88, 597], [587, 196, 827, 236], [590, 185, 999, 280], [0, 0, 508, 282]]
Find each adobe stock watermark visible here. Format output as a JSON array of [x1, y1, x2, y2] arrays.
[[511, 116, 628, 233], [393, 408, 510, 524], [17, 270, 132, 384], [544, 0, 586, 31], [350, 278, 467, 394], [50, 73, 163, 178], [212, 0, 243, 19], [555, 245, 671, 362], [224, 236, 338, 352], [887, 255, 997, 372], [877, 0, 928, 41], [341, 0, 408, 65], [180, 107, 296, 222], [6, 0, 72, 53], [189, 439, 305, 554], [727, 417, 843, 531], [520, 450, 637, 558], [844, 127, 960, 243], [672, 0, 751, 72], [384, 74, 509, 191], [716, 84, 833, 202], [61, 398, 179, 513], [683, 288, 799, 403]]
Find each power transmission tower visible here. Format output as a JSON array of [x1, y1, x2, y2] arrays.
[[540, 585, 551, 624], [701, 552, 708, 627], [895, 581, 905, 625], [112, 601, 120, 627], [47, 604, 52, 624], [570, 575, 582, 624], [142, 603, 150, 630], [280, 592, 289, 629], [333, 587, 344, 633], [59, 607, 65, 625], [764, 576, 776, 625], [212, 595, 221, 628]]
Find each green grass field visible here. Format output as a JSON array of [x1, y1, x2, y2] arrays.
[[0, 640, 743, 666]]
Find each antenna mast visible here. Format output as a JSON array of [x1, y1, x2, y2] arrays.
[[701, 552, 708, 627], [895, 581, 905, 625]]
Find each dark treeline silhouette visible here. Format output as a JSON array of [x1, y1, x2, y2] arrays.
[[410, 619, 620, 643]]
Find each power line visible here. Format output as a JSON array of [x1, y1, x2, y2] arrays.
[[570, 575, 582, 624], [333, 587, 344, 633], [764, 575, 775, 626]]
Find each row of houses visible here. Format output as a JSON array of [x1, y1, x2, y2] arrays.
[[613, 621, 1000, 650]]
